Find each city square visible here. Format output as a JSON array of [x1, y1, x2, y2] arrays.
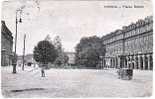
[[1, 0, 153, 98]]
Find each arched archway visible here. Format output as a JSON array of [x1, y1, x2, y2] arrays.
[[150, 55, 153, 70], [135, 56, 138, 69], [140, 56, 143, 70], [145, 56, 148, 70]]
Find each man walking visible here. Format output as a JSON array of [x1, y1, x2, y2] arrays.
[[41, 66, 45, 77]]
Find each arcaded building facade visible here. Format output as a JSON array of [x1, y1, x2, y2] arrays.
[[101, 16, 153, 70], [1, 21, 13, 66]]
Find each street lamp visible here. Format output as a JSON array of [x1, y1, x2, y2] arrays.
[[22, 34, 26, 71], [12, 9, 22, 74]]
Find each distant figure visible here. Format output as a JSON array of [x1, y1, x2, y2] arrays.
[[41, 67, 45, 77], [117, 68, 121, 79]]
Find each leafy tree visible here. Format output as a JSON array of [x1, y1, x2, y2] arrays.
[[33, 40, 58, 77], [54, 53, 69, 66], [53, 36, 62, 53], [53, 36, 69, 67], [33, 40, 57, 65], [75, 36, 106, 68], [44, 34, 52, 43]]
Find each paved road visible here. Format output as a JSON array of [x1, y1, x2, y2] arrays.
[[1, 67, 153, 98]]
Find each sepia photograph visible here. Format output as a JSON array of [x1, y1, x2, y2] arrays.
[[1, 0, 153, 98]]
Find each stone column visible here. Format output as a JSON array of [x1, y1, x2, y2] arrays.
[[107, 58, 111, 68], [130, 56, 133, 69], [104, 58, 107, 68], [115, 57, 117, 68], [126, 56, 129, 68], [147, 54, 151, 70], [112, 58, 114, 68], [111, 59, 113, 68], [142, 54, 146, 70], [100, 58, 103, 69], [150, 54, 153, 70], [117, 57, 121, 68], [134, 55, 138, 69], [123, 57, 126, 68], [135, 55, 138, 69], [103, 57, 106, 69], [110, 59, 112, 68], [138, 55, 142, 70], [113, 57, 115, 68], [114, 58, 116, 68]]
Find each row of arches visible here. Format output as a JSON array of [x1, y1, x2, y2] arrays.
[[100, 53, 153, 70]]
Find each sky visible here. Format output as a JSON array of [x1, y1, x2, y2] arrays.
[[1, 0, 153, 55]]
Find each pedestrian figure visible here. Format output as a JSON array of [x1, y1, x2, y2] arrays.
[[41, 67, 45, 77], [117, 68, 121, 79]]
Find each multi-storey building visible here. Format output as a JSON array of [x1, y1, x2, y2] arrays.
[[1, 21, 13, 66], [101, 16, 153, 70]]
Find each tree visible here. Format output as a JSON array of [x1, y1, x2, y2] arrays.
[[54, 53, 69, 66], [75, 36, 106, 68], [53, 36, 69, 67], [53, 36, 62, 53], [33, 40, 57, 76], [44, 34, 52, 43]]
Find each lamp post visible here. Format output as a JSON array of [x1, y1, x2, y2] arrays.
[[22, 34, 26, 71], [12, 9, 22, 74]]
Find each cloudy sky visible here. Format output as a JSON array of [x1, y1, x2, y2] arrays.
[[1, 0, 152, 55]]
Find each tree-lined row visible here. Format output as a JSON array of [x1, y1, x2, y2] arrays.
[[33, 35, 106, 69]]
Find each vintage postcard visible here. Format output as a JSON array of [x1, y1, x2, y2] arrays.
[[1, 0, 153, 98]]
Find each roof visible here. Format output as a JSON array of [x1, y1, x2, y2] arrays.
[[1, 20, 13, 41]]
